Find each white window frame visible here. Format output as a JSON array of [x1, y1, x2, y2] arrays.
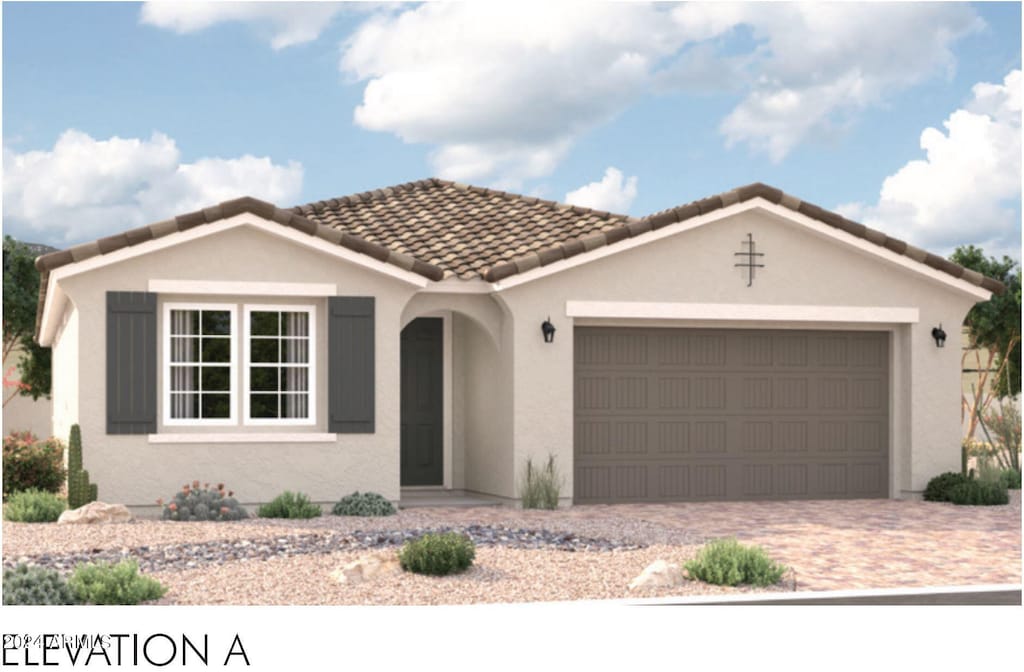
[[242, 304, 317, 426], [162, 302, 239, 427]]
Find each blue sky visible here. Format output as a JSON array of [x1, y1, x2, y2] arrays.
[[3, 2, 1021, 260]]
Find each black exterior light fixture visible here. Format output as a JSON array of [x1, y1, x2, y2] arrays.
[[541, 317, 556, 343], [931, 324, 947, 348]]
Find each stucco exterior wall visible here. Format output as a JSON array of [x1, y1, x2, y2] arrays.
[[51, 305, 78, 443], [53, 222, 419, 507], [460, 308, 515, 498], [497, 207, 979, 498]]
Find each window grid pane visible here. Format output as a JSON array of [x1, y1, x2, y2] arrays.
[[248, 310, 311, 420], [169, 308, 233, 420]]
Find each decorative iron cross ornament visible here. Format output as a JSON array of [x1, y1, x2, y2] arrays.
[[734, 232, 765, 287]]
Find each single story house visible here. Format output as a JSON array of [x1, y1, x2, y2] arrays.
[[33, 180, 1004, 509]]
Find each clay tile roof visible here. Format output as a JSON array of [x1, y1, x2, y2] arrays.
[[293, 178, 635, 281], [32, 179, 1006, 341], [477, 181, 1007, 296]]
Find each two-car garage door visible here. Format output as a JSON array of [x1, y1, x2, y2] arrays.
[[573, 327, 889, 503]]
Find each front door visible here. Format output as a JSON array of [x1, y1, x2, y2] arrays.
[[400, 318, 443, 486]]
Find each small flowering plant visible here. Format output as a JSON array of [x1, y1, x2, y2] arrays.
[[159, 481, 248, 522]]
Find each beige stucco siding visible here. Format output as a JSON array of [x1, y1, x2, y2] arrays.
[[50, 305, 79, 443], [460, 308, 515, 498], [497, 207, 978, 497], [52, 222, 419, 507]]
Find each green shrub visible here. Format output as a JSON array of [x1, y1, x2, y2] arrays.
[[923, 471, 971, 502], [977, 460, 1021, 491], [983, 403, 1021, 473], [399, 532, 476, 576], [948, 480, 1009, 506], [257, 490, 321, 519], [66, 425, 97, 509], [3, 431, 65, 498], [3, 564, 80, 605], [518, 454, 562, 510], [332, 491, 396, 516], [684, 538, 787, 587], [161, 481, 248, 521], [68, 559, 166, 605], [3, 488, 66, 523]]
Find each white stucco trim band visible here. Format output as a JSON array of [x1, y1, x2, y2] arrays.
[[565, 301, 920, 324], [37, 277, 67, 346], [148, 433, 337, 444], [149, 280, 336, 296]]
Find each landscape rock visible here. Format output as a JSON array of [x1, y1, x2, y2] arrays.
[[8, 525, 642, 574], [628, 559, 684, 590], [57, 502, 133, 525], [330, 551, 402, 584]]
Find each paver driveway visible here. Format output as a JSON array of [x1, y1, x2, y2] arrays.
[[4, 492, 1019, 603], [394, 492, 1022, 591]]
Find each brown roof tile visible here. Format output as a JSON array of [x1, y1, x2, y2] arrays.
[[32, 178, 1006, 341], [295, 178, 636, 281]]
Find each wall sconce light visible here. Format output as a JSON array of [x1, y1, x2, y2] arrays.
[[931, 324, 947, 348], [541, 317, 556, 343]]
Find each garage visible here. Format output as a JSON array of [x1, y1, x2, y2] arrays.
[[573, 327, 890, 502]]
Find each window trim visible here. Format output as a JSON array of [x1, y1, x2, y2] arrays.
[[162, 302, 239, 427], [242, 304, 317, 427]]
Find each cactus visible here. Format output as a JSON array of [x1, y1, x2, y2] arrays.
[[332, 491, 396, 516], [161, 481, 248, 522], [66, 425, 97, 510]]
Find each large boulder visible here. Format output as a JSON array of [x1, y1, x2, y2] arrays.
[[628, 559, 684, 590], [57, 501, 133, 525], [329, 551, 401, 585]]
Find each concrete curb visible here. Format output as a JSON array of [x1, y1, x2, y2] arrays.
[[627, 583, 1023, 606]]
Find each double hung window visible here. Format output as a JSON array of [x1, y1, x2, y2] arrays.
[[244, 306, 315, 425], [162, 303, 315, 426]]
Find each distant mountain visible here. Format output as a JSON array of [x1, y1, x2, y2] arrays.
[[15, 241, 59, 257]]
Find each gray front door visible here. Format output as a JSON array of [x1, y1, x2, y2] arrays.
[[574, 327, 890, 503], [401, 318, 443, 486]]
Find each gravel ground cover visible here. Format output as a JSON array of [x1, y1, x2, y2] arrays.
[[147, 545, 792, 606], [3, 492, 1019, 605]]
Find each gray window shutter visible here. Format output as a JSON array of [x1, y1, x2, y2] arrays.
[[107, 291, 157, 434], [328, 296, 375, 433]]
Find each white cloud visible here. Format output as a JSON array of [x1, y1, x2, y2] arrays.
[[2, 130, 303, 246], [835, 70, 1021, 260], [564, 167, 638, 214], [139, 1, 344, 49], [696, 2, 984, 161], [341, 3, 676, 187], [338, 2, 981, 184]]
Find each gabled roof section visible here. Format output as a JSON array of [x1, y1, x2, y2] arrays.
[[481, 182, 1007, 295], [32, 195, 446, 339], [32, 179, 1005, 342], [34, 196, 444, 280], [293, 178, 635, 280]]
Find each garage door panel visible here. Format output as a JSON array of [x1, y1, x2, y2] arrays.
[[614, 377, 648, 409], [574, 327, 889, 503], [657, 377, 690, 409], [578, 416, 886, 458], [658, 465, 691, 498]]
